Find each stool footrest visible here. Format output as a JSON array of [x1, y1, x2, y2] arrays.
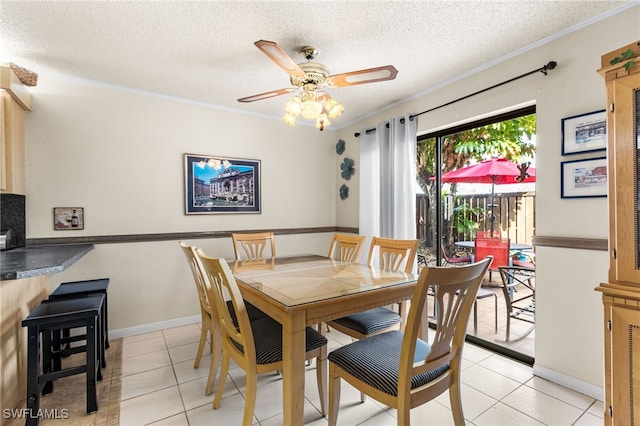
[[40, 365, 87, 383], [61, 334, 87, 344]]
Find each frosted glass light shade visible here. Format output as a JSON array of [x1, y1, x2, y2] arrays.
[[285, 97, 302, 116], [282, 113, 296, 126], [300, 100, 323, 119], [325, 98, 344, 118]]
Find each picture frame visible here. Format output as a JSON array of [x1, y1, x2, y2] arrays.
[[184, 154, 261, 214], [561, 109, 607, 155], [560, 157, 607, 198], [53, 207, 84, 230]]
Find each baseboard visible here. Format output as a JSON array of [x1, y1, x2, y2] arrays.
[[533, 364, 604, 401], [110, 315, 201, 339]]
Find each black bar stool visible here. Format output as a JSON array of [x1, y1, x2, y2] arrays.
[[22, 294, 104, 426], [49, 278, 110, 350]]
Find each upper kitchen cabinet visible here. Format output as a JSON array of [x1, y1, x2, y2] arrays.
[[1, 63, 34, 195]]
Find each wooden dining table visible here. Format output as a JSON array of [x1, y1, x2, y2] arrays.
[[232, 255, 421, 425]]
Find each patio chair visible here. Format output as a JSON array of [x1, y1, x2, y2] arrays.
[[498, 265, 535, 342], [327, 257, 492, 426], [441, 243, 472, 266], [476, 230, 503, 238], [474, 237, 510, 282]]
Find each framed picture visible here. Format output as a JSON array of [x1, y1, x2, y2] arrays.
[[561, 109, 607, 155], [560, 157, 607, 198], [184, 154, 261, 214], [53, 207, 84, 230]]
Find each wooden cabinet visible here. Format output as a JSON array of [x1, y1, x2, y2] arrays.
[[0, 64, 31, 195], [595, 40, 640, 426]]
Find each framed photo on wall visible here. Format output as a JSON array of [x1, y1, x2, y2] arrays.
[[560, 157, 607, 198], [184, 154, 261, 214], [561, 109, 607, 155], [53, 207, 84, 230]]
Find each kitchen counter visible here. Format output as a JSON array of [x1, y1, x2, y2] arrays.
[[0, 243, 94, 411], [0, 244, 94, 280]]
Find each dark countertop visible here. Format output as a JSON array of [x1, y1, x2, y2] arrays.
[[0, 244, 94, 280]]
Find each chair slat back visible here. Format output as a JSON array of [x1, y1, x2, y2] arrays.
[[399, 257, 492, 389], [476, 230, 502, 239], [474, 237, 510, 271], [231, 232, 275, 264], [179, 241, 216, 321], [328, 233, 366, 263], [367, 237, 419, 273], [196, 249, 257, 365]]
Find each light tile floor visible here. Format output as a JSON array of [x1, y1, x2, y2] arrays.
[[120, 323, 603, 426]]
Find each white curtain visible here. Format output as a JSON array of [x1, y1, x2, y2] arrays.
[[359, 113, 417, 260]]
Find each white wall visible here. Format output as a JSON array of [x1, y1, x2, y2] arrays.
[[334, 7, 640, 397], [25, 73, 337, 330]]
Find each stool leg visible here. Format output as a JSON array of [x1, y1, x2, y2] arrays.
[[42, 330, 54, 395], [86, 319, 98, 413], [61, 328, 71, 355], [99, 304, 106, 369], [25, 326, 40, 426], [103, 295, 110, 349]]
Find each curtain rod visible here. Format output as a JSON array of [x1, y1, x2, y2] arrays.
[[354, 60, 557, 137]]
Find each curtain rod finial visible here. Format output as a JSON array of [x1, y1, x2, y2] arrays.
[[541, 61, 557, 75]]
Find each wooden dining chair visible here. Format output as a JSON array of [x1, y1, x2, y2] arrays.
[[327, 257, 492, 426], [317, 233, 368, 333], [231, 231, 276, 265], [327, 237, 419, 341], [195, 250, 328, 425], [327, 233, 366, 263], [178, 241, 220, 395]]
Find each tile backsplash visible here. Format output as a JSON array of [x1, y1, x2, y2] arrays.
[[0, 193, 26, 247]]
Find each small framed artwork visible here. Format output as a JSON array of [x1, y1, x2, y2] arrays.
[[561, 109, 607, 155], [560, 157, 607, 198], [184, 154, 261, 214], [53, 207, 84, 230]]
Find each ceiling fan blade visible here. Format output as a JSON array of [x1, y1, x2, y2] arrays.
[[254, 40, 305, 78], [237, 88, 296, 103], [329, 65, 398, 87]]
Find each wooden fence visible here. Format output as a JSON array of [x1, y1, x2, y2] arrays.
[[416, 192, 535, 248]]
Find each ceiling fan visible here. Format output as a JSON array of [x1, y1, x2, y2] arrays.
[[238, 40, 398, 130]]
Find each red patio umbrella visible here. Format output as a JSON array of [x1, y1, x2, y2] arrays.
[[440, 158, 535, 235]]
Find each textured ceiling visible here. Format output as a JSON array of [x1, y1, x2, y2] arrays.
[[1, 1, 632, 129]]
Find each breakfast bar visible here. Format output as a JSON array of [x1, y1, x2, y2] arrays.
[[0, 244, 94, 412]]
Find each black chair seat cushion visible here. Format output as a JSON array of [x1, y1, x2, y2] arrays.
[[331, 307, 402, 335], [227, 300, 268, 326], [328, 330, 449, 396], [232, 317, 327, 365]]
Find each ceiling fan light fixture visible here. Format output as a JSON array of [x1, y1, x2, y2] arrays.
[[315, 113, 330, 131], [240, 40, 397, 131], [325, 98, 344, 119], [284, 97, 302, 116], [300, 100, 323, 119], [282, 113, 297, 126]]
